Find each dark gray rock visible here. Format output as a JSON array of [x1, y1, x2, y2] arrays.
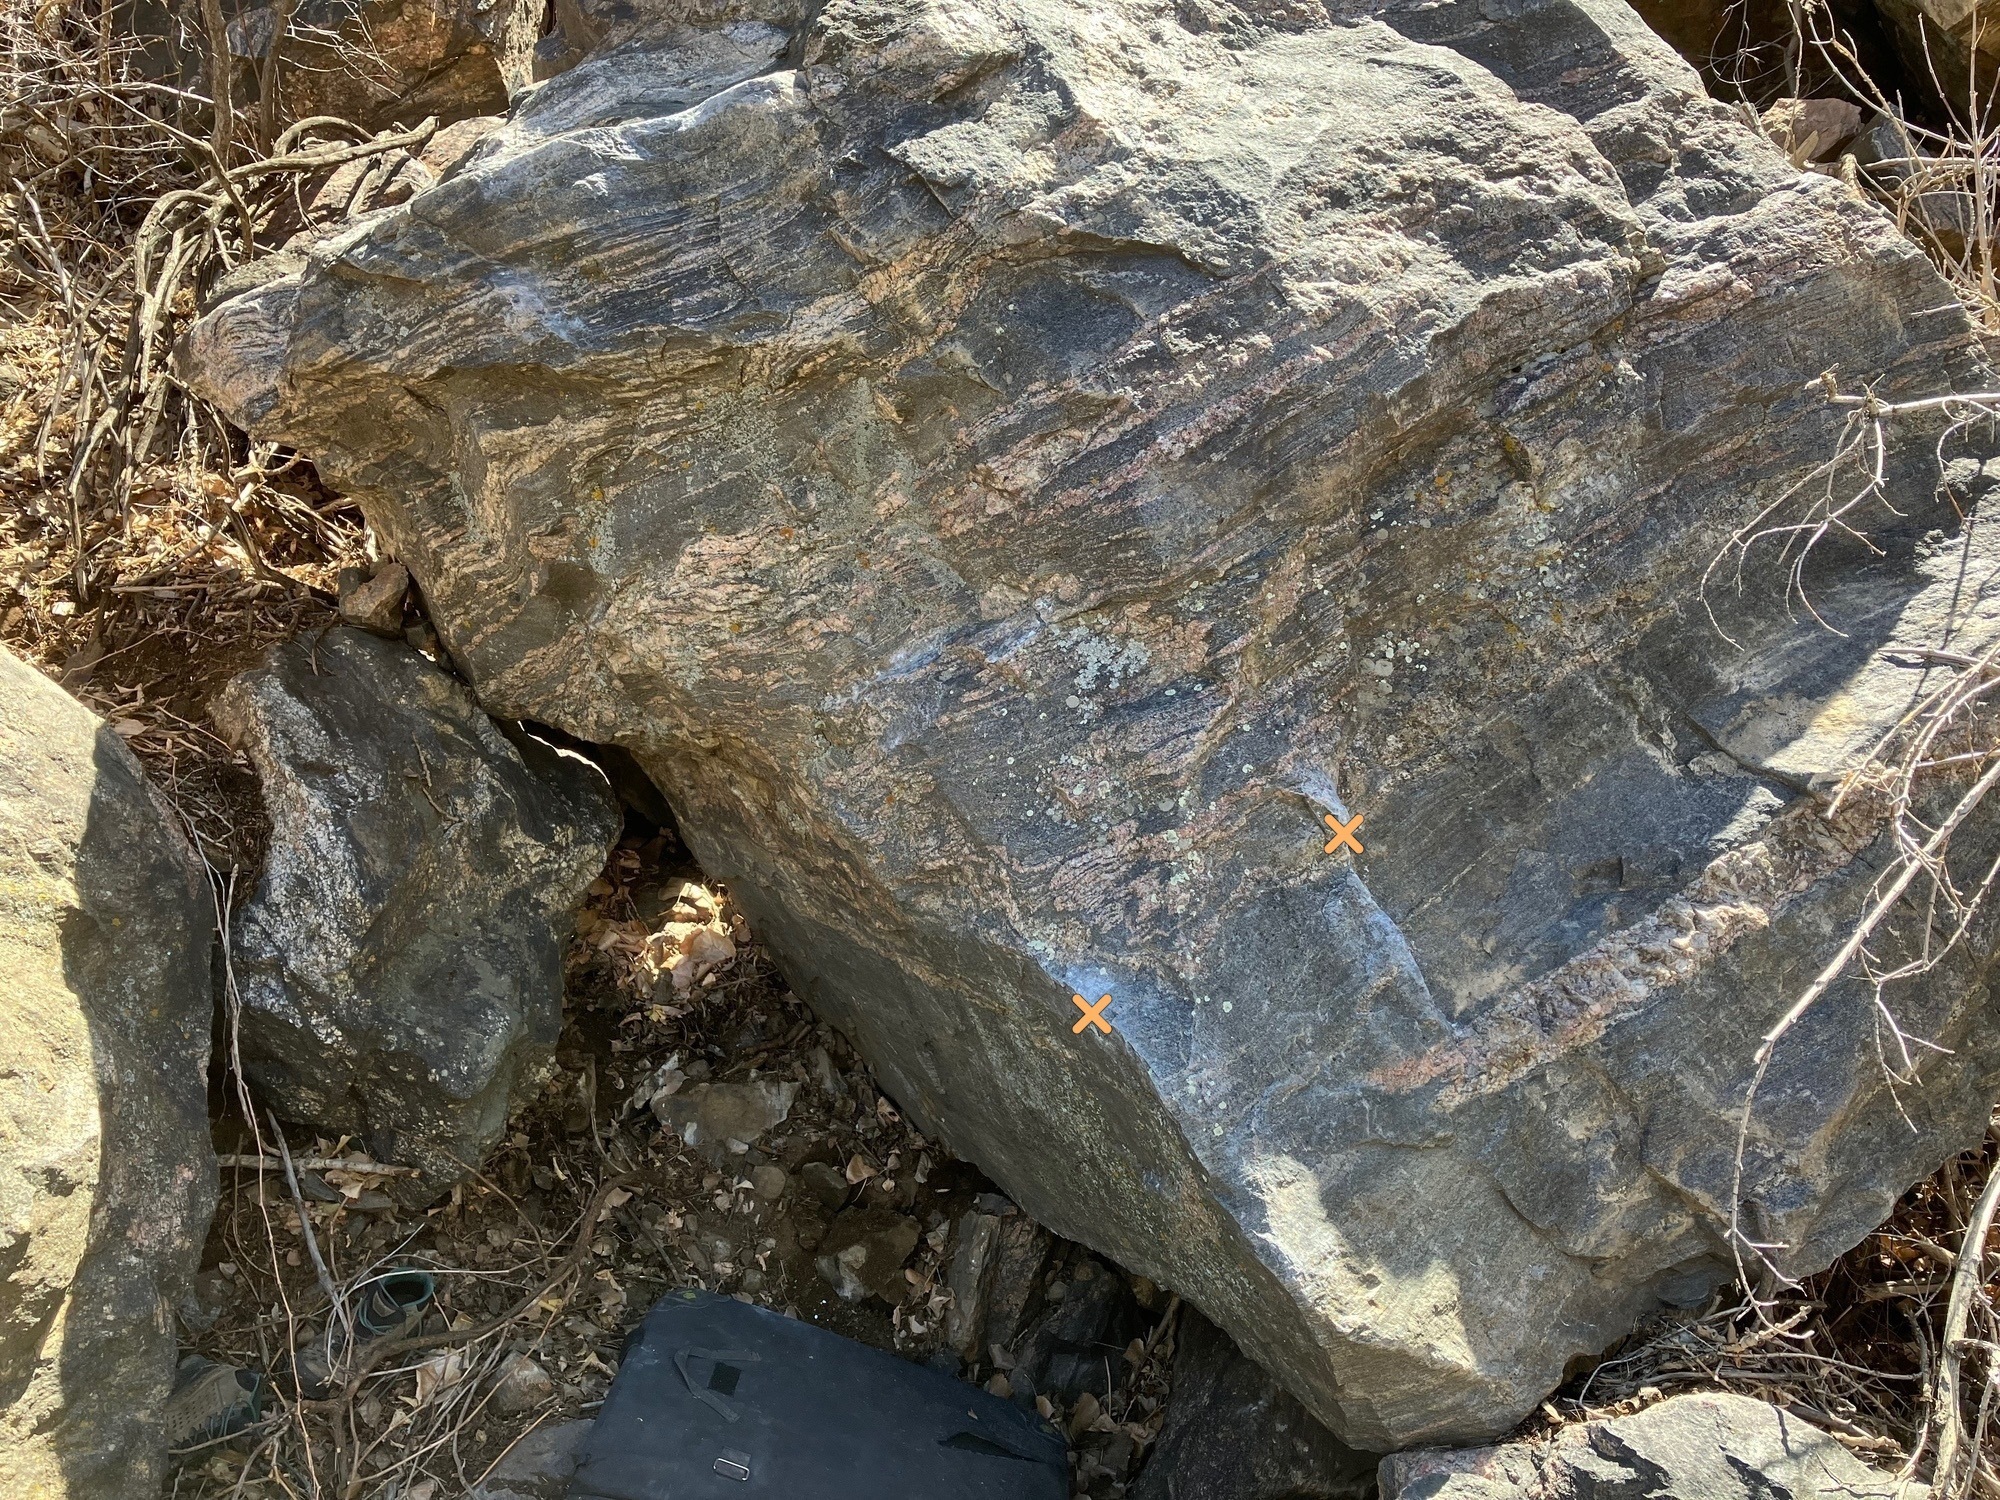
[[1133, 1310, 1375, 1500], [1379, 1392, 1913, 1499], [211, 627, 617, 1197], [982, 1209, 1055, 1362], [1010, 1261, 1149, 1407], [945, 1209, 1003, 1360], [185, 0, 2000, 1446], [0, 647, 216, 1497], [468, 1416, 593, 1499], [798, 1160, 852, 1213]]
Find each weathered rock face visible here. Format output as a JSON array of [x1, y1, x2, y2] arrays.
[[212, 628, 617, 1195], [186, 0, 2000, 1446], [1378, 1392, 1912, 1498], [0, 647, 217, 1498]]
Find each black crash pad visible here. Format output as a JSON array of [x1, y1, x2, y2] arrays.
[[569, 1288, 1069, 1498]]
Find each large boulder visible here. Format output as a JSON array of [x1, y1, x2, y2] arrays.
[[0, 647, 217, 1497], [184, 0, 2000, 1446], [211, 628, 618, 1196], [1378, 1392, 1911, 1498]]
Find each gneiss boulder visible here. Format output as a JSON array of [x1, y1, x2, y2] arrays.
[[212, 628, 618, 1197], [0, 647, 216, 1497], [186, 0, 2000, 1446]]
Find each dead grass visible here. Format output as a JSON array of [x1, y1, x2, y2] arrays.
[[2, 0, 395, 868]]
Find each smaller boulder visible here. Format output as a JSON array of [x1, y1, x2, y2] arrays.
[[212, 627, 618, 1198], [1379, 1392, 1911, 1499], [814, 1209, 920, 1304], [336, 561, 410, 636], [1131, 1310, 1374, 1500]]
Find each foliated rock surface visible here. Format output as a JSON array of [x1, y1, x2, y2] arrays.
[[212, 628, 618, 1196], [0, 647, 216, 1497], [187, 0, 2000, 1444]]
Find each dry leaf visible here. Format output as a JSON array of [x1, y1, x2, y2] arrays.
[[412, 1349, 465, 1407], [1068, 1391, 1101, 1440], [685, 926, 735, 965], [844, 1154, 878, 1184], [321, 1168, 376, 1201]]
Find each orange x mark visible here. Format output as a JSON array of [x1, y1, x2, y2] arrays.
[[1323, 812, 1365, 856], [1072, 993, 1113, 1035]]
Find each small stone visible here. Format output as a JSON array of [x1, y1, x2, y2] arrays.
[[814, 1208, 920, 1303], [338, 561, 410, 635], [1760, 96, 1864, 164], [751, 1164, 788, 1201], [467, 1418, 592, 1500], [488, 1352, 555, 1416], [985, 1373, 1013, 1399], [654, 1080, 797, 1163], [799, 1160, 850, 1211], [807, 1046, 847, 1098]]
